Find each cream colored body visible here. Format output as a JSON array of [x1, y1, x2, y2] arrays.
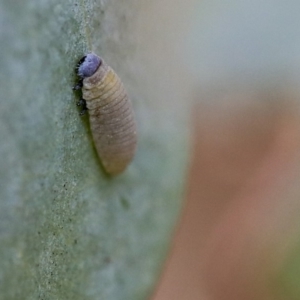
[[82, 61, 137, 175]]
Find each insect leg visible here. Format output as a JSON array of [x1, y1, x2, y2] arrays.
[[72, 79, 83, 90], [77, 98, 88, 116], [79, 109, 88, 116], [77, 98, 86, 106]]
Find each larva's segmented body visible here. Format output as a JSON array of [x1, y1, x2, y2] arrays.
[[74, 53, 137, 176]]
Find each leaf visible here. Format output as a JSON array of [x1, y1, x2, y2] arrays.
[[0, 0, 190, 299]]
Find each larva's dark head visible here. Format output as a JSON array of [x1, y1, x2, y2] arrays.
[[77, 53, 102, 78]]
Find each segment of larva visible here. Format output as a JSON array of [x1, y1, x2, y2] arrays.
[[73, 53, 137, 176]]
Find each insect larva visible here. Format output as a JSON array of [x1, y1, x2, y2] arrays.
[[73, 53, 137, 176]]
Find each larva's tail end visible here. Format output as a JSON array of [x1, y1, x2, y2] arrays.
[[102, 161, 131, 177]]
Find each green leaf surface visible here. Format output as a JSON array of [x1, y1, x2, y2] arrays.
[[0, 0, 189, 299]]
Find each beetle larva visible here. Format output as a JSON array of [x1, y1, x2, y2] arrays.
[[73, 53, 137, 176]]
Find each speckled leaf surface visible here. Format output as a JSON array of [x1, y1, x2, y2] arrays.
[[0, 0, 189, 299]]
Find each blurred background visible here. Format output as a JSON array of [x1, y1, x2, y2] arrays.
[[148, 1, 300, 299]]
